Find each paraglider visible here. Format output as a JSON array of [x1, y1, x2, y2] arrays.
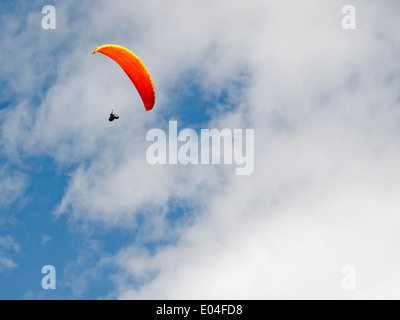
[[108, 109, 119, 122], [92, 44, 156, 114]]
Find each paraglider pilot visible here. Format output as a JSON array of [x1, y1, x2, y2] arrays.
[[109, 109, 119, 122]]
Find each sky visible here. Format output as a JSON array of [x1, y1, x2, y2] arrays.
[[1, 0, 400, 300]]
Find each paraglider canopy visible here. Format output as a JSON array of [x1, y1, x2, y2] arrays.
[[92, 44, 156, 111]]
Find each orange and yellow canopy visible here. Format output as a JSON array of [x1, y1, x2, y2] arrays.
[[92, 44, 156, 111]]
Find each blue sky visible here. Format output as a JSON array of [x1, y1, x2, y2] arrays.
[[2, 0, 400, 300], [0, 0, 216, 299]]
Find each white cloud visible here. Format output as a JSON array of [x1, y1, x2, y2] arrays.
[[0, 166, 27, 208], [0, 235, 20, 253], [0, 235, 19, 271], [2, 0, 400, 299], [108, 0, 400, 299], [0, 257, 17, 270]]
